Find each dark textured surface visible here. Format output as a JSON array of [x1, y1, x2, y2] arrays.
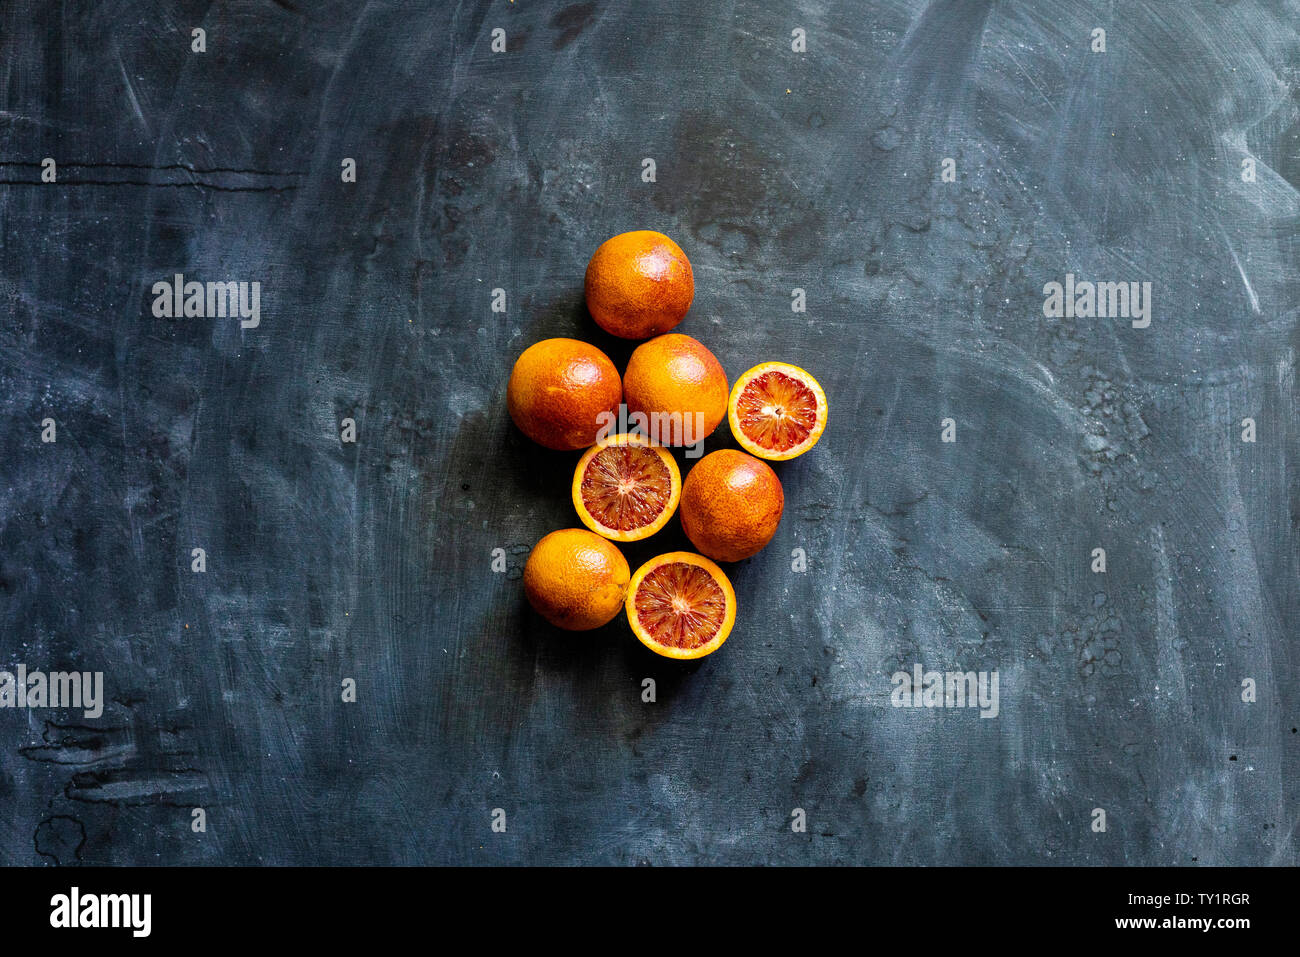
[[1, 0, 1297, 865]]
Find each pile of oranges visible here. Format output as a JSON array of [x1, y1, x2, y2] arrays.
[[508, 231, 828, 659]]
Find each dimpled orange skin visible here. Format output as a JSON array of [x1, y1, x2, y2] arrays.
[[679, 450, 785, 563], [623, 334, 729, 443], [507, 338, 623, 451], [523, 529, 631, 630], [585, 231, 694, 339]]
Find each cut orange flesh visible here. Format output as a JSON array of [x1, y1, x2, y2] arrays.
[[626, 552, 736, 659], [728, 362, 828, 461], [572, 433, 681, 542]]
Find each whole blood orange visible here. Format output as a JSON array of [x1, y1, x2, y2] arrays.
[[585, 231, 694, 339], [572, 433, 681, 542], [623, 334, 728, 446], [507, 338, 622, 451], [679, 450, 784, 562], [626, 552, 736, 659], [523, 529, 630, 630], [728, 362, 827, 460]]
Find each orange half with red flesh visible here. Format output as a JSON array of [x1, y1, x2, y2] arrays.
[[572, 433, 681, 542], [625, 552, 736, 659], [728, 362, 828, 461]]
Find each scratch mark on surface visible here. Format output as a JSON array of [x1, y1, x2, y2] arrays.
[[0, 180, 300, 192], [117, 53, 152, 137], [1221, 227, 1261, 314], [0, 160, 304, 176]]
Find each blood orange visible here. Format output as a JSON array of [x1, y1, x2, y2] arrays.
[[728, 362, 828, 460], [507, 338, 622, 451], [585, 231, 694, 339], [572, 433, 681, 542], [679, 449, 783, 562], [623, 333, 729, 445], [523, 529, 630, 631], [625, 552, 736, 659]]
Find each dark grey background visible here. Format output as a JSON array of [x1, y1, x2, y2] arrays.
[[1, 0, 1296, 865]]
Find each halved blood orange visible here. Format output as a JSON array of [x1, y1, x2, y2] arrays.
[[625, 552, 736, 659], [728, 362, 828, 460], [572, 433, 681, 542]]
